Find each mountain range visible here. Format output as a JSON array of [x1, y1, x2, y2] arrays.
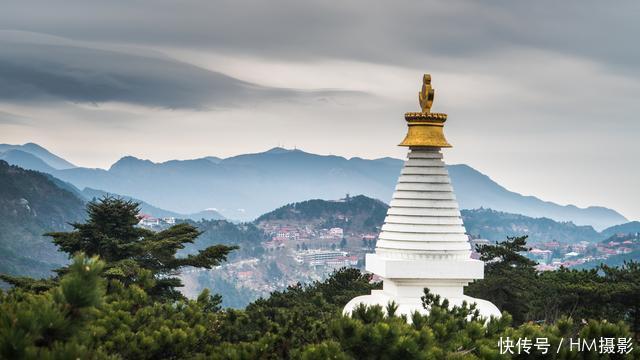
[[0, 160, 637, 282], [0, 143, 629, 230], [80, 188, 224, 221], [0, 160, 222, 279], [0, 143, 76, 170]]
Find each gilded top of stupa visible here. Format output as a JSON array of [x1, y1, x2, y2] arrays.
[[399, 74, 451, 148]]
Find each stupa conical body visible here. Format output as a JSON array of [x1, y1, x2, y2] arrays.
[[343, 74, 500, 320]]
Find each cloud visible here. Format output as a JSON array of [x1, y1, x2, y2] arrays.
[[1, 1, 639, 76], [0, 31, 363, 109], [0, 110, 30, 125]]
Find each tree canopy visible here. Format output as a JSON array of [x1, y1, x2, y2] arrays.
[[0, 201, 638, 358], [467, 236, 640, 337], [3, 197, 237, 301]]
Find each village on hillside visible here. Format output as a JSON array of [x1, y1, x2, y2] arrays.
[[136, 202, 640, 307]]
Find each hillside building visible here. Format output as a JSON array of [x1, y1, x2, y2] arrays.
[[295, 249, 355, 267], [329, 227, 344, 237], [529, 248, 553, 264]]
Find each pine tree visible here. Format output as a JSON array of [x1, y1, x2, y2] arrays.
[[466, 236, 537, 323], [0, 254, 109, 359], [8, 196, 238, 301]]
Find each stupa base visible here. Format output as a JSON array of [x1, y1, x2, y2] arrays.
[[343, 289, 501, 321]]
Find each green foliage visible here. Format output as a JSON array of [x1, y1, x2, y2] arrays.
[[0, 254, 110, 359], [467, 235, 640, 339], [44, 196, 237, 300], [2, 257, 639, 359], [0, 275, 57, 293], [295, 290, 637, 360], [55, 254, 105, 311], [2, 198, 639, 358], [477, 235, 537, 269], [467, 236, 537, 323], [86, 287, 219, 359], [601, 262, 640, 337]]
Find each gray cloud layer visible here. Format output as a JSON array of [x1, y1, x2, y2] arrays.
[[0, 32, 361, 109], [1, 1, 638, 74], [0, 110, 29, 125], [1, 1, 638, 108]]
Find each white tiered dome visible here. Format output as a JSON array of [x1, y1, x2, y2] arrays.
[[376, 148, 471, 261], [343, 74, 500, 320]]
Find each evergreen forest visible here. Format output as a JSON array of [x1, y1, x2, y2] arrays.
[[1, 198, 638, 359]]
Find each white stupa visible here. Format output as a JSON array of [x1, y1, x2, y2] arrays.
[[343, 74, 500, 320]]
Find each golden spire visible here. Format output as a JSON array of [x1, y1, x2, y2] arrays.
[[419, 74, 435, 113], [399, 73, 451, 148]]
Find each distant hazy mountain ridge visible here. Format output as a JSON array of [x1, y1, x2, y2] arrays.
[[0, 143, 629, 229], [0, 160, 636, 290], [0, 149, 58, 174], [81, 188, 224, 221], [448, 165, 626, 231], [0, 143, 75, 169]]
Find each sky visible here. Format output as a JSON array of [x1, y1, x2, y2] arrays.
[[1, 0, 639, 220]]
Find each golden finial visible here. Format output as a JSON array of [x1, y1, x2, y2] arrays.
[[399, 73, 451, 148], [418, 74, 434, 113]]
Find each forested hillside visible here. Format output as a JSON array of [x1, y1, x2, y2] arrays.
[[183, 219, 266, 260], [256, 195, 388, 233], [602, 221, 640, 238], [462, 208, 602, 243], [0, 161, 85, 278]]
